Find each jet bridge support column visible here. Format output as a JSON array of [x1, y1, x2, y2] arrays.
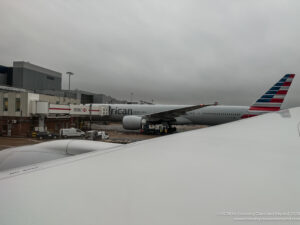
[[38, 115, 46, 132], [89, 104, 92, 130]]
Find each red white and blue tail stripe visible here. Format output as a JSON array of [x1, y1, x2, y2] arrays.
[[241, 74, 295, 118]]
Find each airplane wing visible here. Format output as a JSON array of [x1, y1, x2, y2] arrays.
[[0, 108, 300, 225], [0, 140, 121, 171], [144, 102, 217, 121]]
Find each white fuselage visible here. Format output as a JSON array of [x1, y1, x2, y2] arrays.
[[99, 104, 250, 126]]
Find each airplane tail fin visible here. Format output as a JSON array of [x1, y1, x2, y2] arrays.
[[242, 74, 295, 118]]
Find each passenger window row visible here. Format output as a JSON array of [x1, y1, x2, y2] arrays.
[[203, 112, 240, 116]]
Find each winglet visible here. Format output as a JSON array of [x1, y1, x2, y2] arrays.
[[242, 74, 295, 118]]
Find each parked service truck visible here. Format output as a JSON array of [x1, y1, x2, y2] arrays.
[[85, 130, 109, 140], [60, 128, 85, 138]]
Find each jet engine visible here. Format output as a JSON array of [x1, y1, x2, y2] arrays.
[[122, 115, 144, 130]]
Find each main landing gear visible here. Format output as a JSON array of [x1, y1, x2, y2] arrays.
[[141, 124, 177, 135]]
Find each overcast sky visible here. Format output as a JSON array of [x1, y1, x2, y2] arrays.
[[0, 0, 299, 108]]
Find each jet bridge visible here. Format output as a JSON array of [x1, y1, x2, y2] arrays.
[[31, 101, 109, 117], [30, 101, 110, 132]]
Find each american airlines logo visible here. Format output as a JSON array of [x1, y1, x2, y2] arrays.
[[110, 108, 133, 115]]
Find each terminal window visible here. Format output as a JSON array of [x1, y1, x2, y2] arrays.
[[3, 98, 8, 111], [47, 76, 54, 80], [15, 98, 20, 112]]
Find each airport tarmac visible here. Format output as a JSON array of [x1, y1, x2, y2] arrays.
[[93, 122, 207, 143], [0, 123, 207, 150], [91, 122, 206, 133]]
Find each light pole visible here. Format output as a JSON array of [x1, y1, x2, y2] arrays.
[[130, 92, 134, 103], [66, 72, 74, 91]]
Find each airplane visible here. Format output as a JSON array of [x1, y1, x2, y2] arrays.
[[97, 74, 295, 133], [0, 74, 294, 171], [0, 107, 299, 224]]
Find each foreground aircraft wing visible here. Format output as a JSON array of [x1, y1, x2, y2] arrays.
[[1, 108, 300, 225], [145, 102, 217, 121], [0, 140, 121, 171]]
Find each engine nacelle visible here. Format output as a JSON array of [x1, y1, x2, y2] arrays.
[[122, 115, 144, 130]]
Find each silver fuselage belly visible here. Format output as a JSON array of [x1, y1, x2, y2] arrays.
[[97, 104, 250, 126]]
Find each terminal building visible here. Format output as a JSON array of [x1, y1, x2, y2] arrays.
[[0, 61, 124, 104], [38, 89, 123, 104], [0, 89, 81, 136], [0, 61, 117, 137], [0, 61, 61, 91]]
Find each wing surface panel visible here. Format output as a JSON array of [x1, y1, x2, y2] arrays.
[[0, 108, 299, 225]]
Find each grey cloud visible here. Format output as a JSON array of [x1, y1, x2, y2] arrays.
[[0, 0, 299, 108]]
